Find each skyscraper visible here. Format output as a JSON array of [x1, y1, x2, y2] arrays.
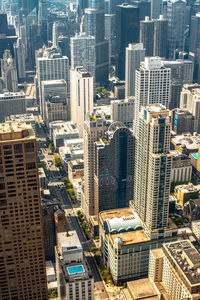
[[140, 17, 154, 57], [70, 67, 94, 137], [94, 122, 135, 215], [38, 0, 48, 44], [70, 32, 96, 79], [1, 49, 18, 92], [166, 0, 187, 58], [82, 114, 107, 219], [133, 104, 172, 230], [83, 7, 109, 85], [52, 22, 58, 48], [14, 38, 26, 80], [189, 13, 200, 82], [0, 122, 48, 299], [134, 57, 171, 135], [115, 3, 140, 79], [151, 0, 163, 19], [153, 16, 168, 58], [125, 43, 145, 97]]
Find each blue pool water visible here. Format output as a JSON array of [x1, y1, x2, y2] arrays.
[[67, 265, 84, 275], [193, 153, 198, 159]]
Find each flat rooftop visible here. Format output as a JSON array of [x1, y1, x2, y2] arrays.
[[100, 207, 134, 222], [127, 278, 159, 299], [151, 248, 163, 259], [0, 122, 35, 142], [57, 231, 82, 255], [164, 240, 200, 287], [110, 229, 150, 246]]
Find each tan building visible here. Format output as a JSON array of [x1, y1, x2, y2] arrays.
[[192, 220, 200, 240], [174, 183, 200, 206], [148, 249, 163, 283], [0, 122, 47, 299], [68, 159, 84, 182], [45, 95, 68, 127]]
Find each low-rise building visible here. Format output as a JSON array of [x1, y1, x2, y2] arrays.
[[171, 134, 199, 155], [51, 121, 79, 149], [55, 231, 94, 300], [45, 95, 68, 127], [192, 220, 200, 240], [171, 150, 192, 183], [5, 113, 41, 132], [174, 183, 200, 206], [39, 167, 47, 189], [46, 260, 57, 295], [171, 108, 194, 135], [68, 159, 84, 182]]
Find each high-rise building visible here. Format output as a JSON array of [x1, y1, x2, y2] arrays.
[[70, 67, 94, 137], [1, 49, 18, 92], [38, 0, 48, 44], [125, 43, 145, 97], [36, 47, 69, 119], [111, 97, 135, 127], [153, 15, 168, 58], [28, 23, 42, 69], [0, 92, 26, 122], [133, 104, 172, 230], [166, 0, 187, 58], [82, 113, 107, 219], [162, 59, 193, 109], [52, 22, 58, 48], [134, 57, 171, 135], [83, 7, 109, 85], [70, 32, 96, 79], [14, 38, 26, 80], [93, 123, 135, 215], [151, 0, 163, 19], [140, 17, 154, 57], [115, 3, 140, 79], [180, 83, 200, 133], [0, 122, 48, 299], [0, 13, 17, 60], [189, 13, 200, 82], [41, 79, 68, 121]]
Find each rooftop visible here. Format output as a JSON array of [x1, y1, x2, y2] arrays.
[[127, 278, 160, 299], [57, 231, 82, 256], [110, 229, 150, 246], [164, 240, 200, 287], [100, 207, 134, 222], [0, 122, 35, 142], [151, 248, 163, 259]]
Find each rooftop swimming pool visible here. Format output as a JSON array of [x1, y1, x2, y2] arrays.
[[192, 153, 198, 159], [67, 265, 84, 275]]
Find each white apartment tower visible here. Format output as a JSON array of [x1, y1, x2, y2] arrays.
[[70, 33, 96, 80], [70, 67, 94, 137], [133, 104, 172, 230], [125, 43, 145, 97], [134, 57, 171, 135]]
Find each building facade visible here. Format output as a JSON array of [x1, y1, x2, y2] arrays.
[[0, 122, 47, 299]]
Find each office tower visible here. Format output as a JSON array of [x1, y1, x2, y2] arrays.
[[70, 67, 94, 137], [180, 84, 200, 133], [111, 97, 135, 127], [38, 0, 48, 44], [151, 0, 162, 19], [70, 32, 96, 79], [140, 17, 154, 57], [82, 114, 107, 219], [106, 0, 122, 14], [115, 3, 140, 79], [56, 230, 94, 300], [0, 91, 26, 121], [94, 123, 135, 214], [171, 108, 194, 134], [52, 22, 58, 48], [153, 16, 168, 58], [19, 0, 38, 15], [28, 23, 42, 69], [0, 13, 17, 60], [0, 122, 48, 299], [133, 104, 172, 230], [41, 79, 68, 121], [83, 7, 109, 85], [162, 59, 193, 109], [1, 49, 18, 92], [105, 13, 115, 65], [166, 0, 187, 58], [125, 43, 145, 97], [36, 47, 69, 119], [189, 13, 200, 82], [58, 36, 70, 58], [134, 57, 171, 135], [14, 38, 26, 80]]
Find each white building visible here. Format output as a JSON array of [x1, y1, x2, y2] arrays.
[[51, 121, 79, 149], [111, 97, 134, 127], [134, 57, 171, 135], [70, 32, 96, 79], [14, 38, 26, 80], [36, 47, 69, 118], [56, 231, 94, 300], [125, 43, 145, 97], [70, 67, 94, 137]]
